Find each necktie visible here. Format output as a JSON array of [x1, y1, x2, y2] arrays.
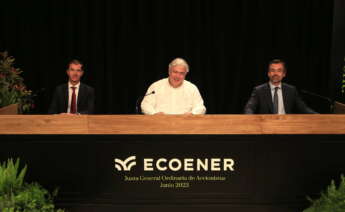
[[273, 87, 279, 114], [70, 87, 77, 114]]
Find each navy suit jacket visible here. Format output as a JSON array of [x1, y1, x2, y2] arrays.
[[244, 83, 316, 114], [48, 83, 95, 114]]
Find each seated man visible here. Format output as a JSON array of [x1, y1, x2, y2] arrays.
[[141, 58, 206, 115], [244, 59, 316, 114], [48, 59, 95, 114]]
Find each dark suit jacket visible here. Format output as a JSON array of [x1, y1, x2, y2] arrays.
[[244, 83, 316, 114], [48, 83, 95, 114]]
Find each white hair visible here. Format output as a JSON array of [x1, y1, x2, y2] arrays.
[[168, 58, 189, 73]]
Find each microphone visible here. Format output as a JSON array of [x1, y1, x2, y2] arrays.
[[300, 89, 334, 112], [135, 91, 155, 114]]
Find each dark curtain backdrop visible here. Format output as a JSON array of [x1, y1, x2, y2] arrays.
[[0, 0, 334, 114], [330, 0, 345, 103]]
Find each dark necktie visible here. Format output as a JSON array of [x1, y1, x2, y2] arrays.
[[70, 87, 77, 114], [273, 87, 279, 114]]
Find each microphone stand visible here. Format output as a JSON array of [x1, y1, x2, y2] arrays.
[[135, 91, 155, 114], [300, 90, 334, 113]]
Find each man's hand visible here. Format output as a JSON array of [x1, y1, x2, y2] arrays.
[[59, 113, 78, 115]]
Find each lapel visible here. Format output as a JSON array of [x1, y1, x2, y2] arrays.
[[281, 83, 289, 113], [264, 83, 273, 113], [62, 83, 69, 111], [77, 83, 85, 108]]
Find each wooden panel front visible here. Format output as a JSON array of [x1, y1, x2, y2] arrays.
[[1, 115, 345, 134]]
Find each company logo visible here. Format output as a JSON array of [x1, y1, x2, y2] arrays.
[[114, 156, 137, 171], [114, 156, 235, 172]]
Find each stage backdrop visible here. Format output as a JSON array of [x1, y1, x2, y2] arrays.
[[0, 0, 334, 114], [330, 0, 345, 104]]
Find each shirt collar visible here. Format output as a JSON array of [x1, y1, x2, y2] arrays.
[[68, 81, 80, 89], [269, 81, 282, 90], [167, 78, 184, 89]]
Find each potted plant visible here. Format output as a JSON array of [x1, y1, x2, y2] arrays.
[[0, 158, 64, 212], [0, 52, 34, 114], [303, 174, 345, 212]]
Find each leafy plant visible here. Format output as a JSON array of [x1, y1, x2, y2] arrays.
[[0, 52, 34, 113], [0, 158, 64, 212], [304, 174, 345, 212]]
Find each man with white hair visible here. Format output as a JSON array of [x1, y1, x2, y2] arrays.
[[141, 58, 206, 115]]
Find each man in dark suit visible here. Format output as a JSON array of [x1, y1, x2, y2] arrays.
[[48, 59, 95, 114], [244, 59, 316, 114]]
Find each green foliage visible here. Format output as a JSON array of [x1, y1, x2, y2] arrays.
[[0, 52, 34, 113], [0, 159, 27, 196], [0, 158, 64, 212], [304, 174, 345, 212]]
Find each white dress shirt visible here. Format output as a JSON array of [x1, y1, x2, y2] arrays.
[[67, 82, 80, 113], [269, 82, 285, 114], [141, 78, 206, 115]]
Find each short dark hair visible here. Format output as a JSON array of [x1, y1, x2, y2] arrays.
[[268, 59, 287, 72], [67, 59, 84, 71]]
